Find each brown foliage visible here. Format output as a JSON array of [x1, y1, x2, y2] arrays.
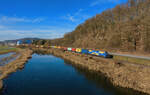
[[35, 0, 150, 52]]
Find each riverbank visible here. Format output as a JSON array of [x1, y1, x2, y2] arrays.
[[33, 48, 150, 95], [0, 49, 33, 89]]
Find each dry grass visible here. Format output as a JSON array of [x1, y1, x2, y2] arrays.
[[0, 49, 32, 89]]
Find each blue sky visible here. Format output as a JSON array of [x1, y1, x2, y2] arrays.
[[0, 0, 127, 41]]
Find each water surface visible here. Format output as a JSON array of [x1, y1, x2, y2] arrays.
[[0, 54, 20, 66], [0, 53, 15, 60], [1, 53, 147, 95]]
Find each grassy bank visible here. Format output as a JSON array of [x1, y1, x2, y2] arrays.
[[0, 46, 18, 54], [113, 55, 150, 65]]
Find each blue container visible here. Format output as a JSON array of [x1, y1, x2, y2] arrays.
[[88, 50, 96, 55], [88, 50, 110, 58], [81, 49, 89, 54], [97, 51, 110, 58]]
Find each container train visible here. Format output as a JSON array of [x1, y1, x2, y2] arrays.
[[50, 46, 112, 58]]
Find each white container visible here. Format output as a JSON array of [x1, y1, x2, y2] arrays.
[[67, 48, 72, 51]]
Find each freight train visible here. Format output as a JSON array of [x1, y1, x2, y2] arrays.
[[50, 46, 112, 58]]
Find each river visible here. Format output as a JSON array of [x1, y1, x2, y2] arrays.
[[0, 53, 147, 95]]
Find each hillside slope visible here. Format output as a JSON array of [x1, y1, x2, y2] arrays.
[[35, 0, 150, 53]]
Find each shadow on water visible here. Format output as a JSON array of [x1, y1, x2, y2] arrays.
[[34, 50, 148, 95], [32, 50, 149, 95], [33, 49, 51, 55], [63, 60, 148, 95]]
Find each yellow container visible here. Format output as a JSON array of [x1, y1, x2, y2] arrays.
[[99, 51, 104, 54], [76, 48, 82, 53], [54, 46, 57, 48], [95, 53, 99, 55], [88, 50, 92, 52]]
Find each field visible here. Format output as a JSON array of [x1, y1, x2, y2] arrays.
[[0, 46, 18, 54]]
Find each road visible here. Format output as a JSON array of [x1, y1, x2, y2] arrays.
[[110, 53, 150, 60]]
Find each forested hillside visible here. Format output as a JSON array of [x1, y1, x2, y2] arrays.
[[35, 0, 150, 52]]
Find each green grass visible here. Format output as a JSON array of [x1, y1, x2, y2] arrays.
[[0, 46, 18, 54], [113, 55, 150, 65]]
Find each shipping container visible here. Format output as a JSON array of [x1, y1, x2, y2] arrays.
[[99, 51, 109, 58], [76, 48, 82, 53], [99, 51, 105, 54], [63, 47, 68, 51], [67, 48, 72, 51], [88, 50, 96, 55], [91, 50, 110, 58], [81, 49, 89, 54], [72, 48, 76, 52]]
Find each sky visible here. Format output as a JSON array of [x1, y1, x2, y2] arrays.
[[0, 0, 127, 41]]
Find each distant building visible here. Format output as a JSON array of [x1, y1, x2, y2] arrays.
[[17, 40, 32, 46], [9, 43, 16, 46], [17, 40, 22, 46], [4, 42, 16, 46]]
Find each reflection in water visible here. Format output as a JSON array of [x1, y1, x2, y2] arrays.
[[0, 54, 20, 66], [33, 51, 148, 95], [1, 52, 148, 95], [64, 60, 148, 95], [0, 52, 15, 60], [33, 49, 50, 55]]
